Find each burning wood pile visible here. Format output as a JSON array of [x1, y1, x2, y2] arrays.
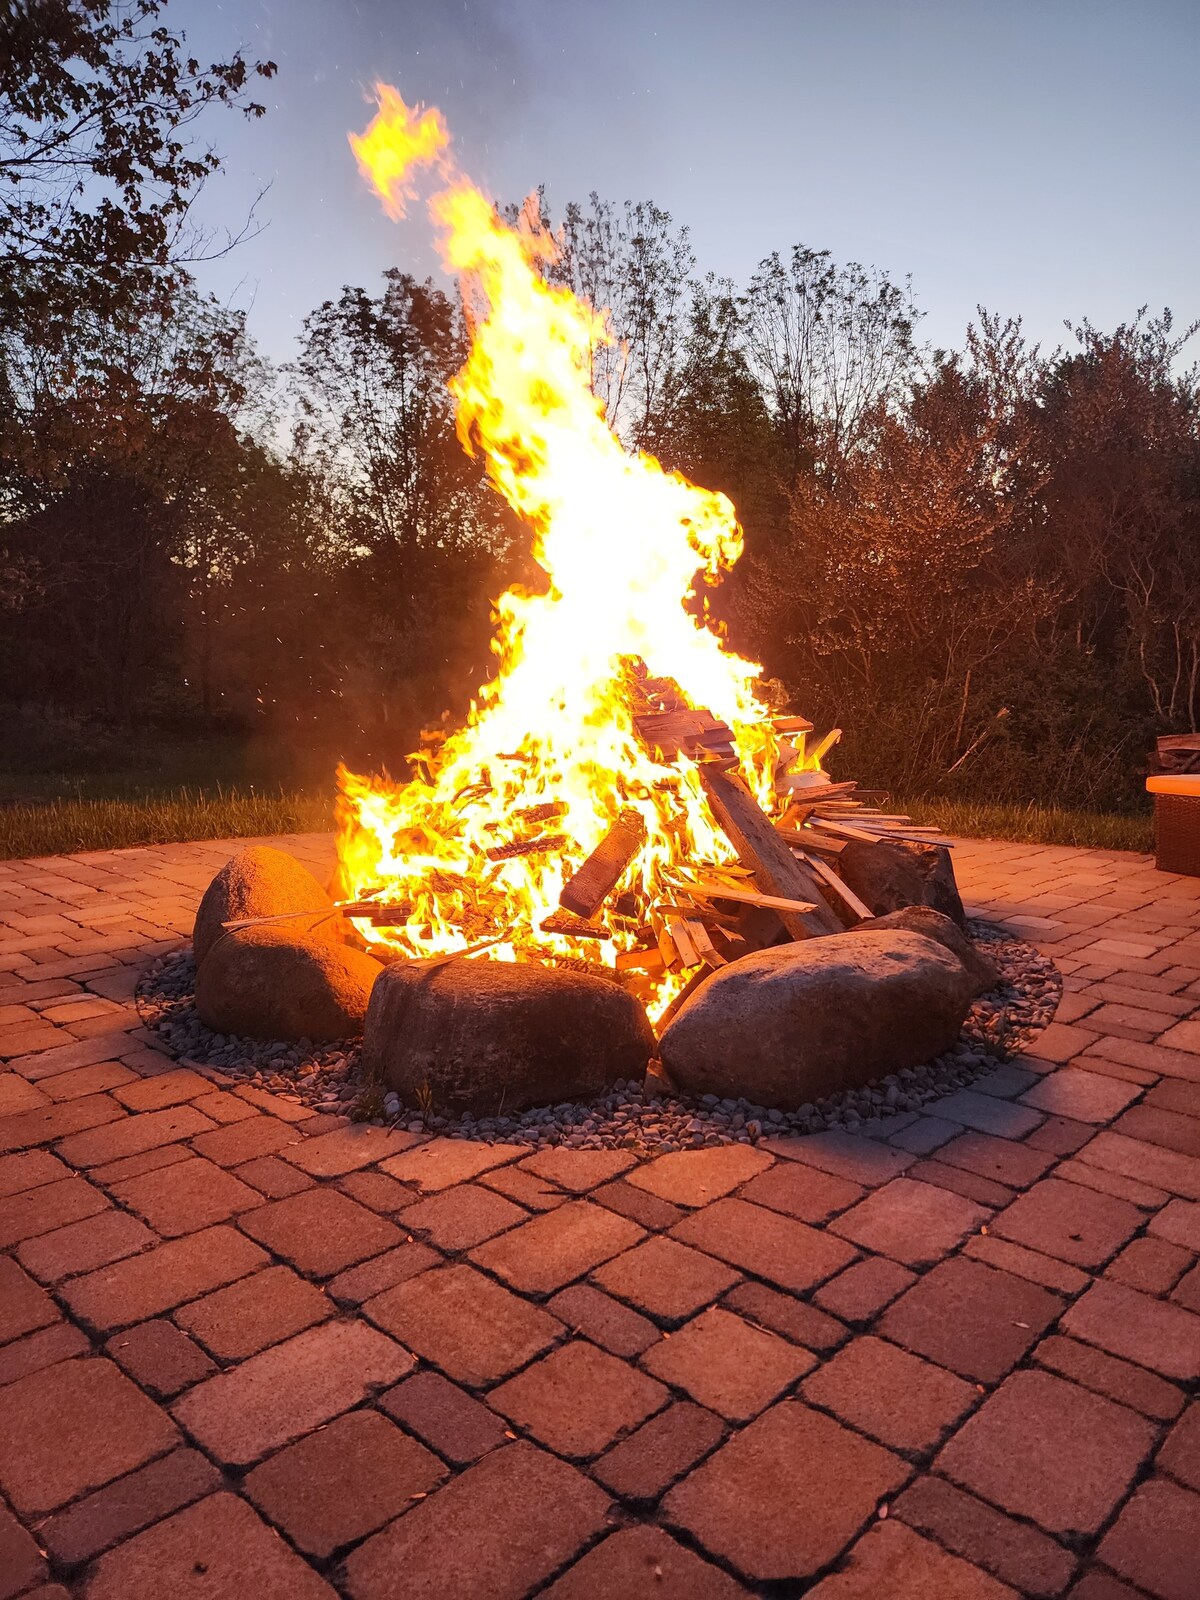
[[337, 671, 953, 1027], [330, 88, 954, 1029]]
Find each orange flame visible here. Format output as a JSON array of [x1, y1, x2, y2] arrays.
[[349, 85, 449, 218], [339, 87, 816, 1017]]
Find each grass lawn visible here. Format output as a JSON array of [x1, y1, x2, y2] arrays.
[[0, 711, 1155, 860], [902, 795, 1154, 855], [0, 780, 1155, 862], [0, 713, 339, 859], [0, 788, 334, 860]]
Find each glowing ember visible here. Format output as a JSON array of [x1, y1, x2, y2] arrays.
[[338, 86, 820, 1016]]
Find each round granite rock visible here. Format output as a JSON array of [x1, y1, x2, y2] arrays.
[[658, 927, 977, 1109], [192, 846, 340, 968], [362, 955, 656, 1116], [195, 925, 384, 1041], [837, 838, 966, 927], [851, 906, 999, 996]]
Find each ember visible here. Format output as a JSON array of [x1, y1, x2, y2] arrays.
[[335, 87, 950, 1020]]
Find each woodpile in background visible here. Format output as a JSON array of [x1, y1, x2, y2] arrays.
[[1149, 733, 1200, 777]]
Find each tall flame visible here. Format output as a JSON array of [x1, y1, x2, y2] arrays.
[[339, 87, 811, 1016]]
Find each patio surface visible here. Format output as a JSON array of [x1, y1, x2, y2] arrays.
[[1, 833, 1199, 1598]]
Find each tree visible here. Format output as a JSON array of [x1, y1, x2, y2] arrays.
[[550, 194, 696, 448], [742, 246, 921, 486], [0, 282, 270, 721], [0, 0, 275, 325], [1036, 310, 1200, 732], [289, 271, 516, 753], [742, 313, 1049, 795]]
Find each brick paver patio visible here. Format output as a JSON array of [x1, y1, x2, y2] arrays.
[[1, 832, 1199, 1597]]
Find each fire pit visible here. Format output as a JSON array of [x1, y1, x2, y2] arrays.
[[137, 923, 1060, 1149], [146, 88, 1062, 1134]]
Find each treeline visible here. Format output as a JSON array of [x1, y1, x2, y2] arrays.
[[2, 7, 1198, 808]]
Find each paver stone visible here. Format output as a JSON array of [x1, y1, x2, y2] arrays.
[[663, 1400, 907, 1583], [171, 1319, 412, 1467], [0, 1356, 179, 1517], [342, 1441, 610, 1600], [936, 1369, 1156, 1537], [83, 1491, 337, 1599]]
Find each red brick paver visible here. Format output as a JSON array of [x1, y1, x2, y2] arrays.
[[1, 830, 1199, 1595], [641, 1304, 813, 1421], [664, 1400, 908, 1584], [364, 1260, 563, 1385], [171, 1319, 412, 1467], [491, 1337, 668, 1457], [0, 1357, 179, 1517], [243, 1408, 447, 1558], [84, 1492, 337, 1599], [341, 1442, 609, 1600], [936, 1369, 1157, 1537]]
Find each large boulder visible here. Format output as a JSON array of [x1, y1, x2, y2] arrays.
[[659, 929, 976, 1109], [194, 925, 383, 1041], [853, 906, 999, 997], [837, 838, 966, 928], [192, 846, 340, 969], [362, 957, 656, 1116]]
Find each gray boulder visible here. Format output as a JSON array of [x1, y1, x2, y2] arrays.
[[192, 846, 340, 968], [362, 957, 655, 1116], [853, 906, 1000, 997], [195, 925, 383, 1041], [659, 929, 975, 1109], [837, 838, 966, 927]]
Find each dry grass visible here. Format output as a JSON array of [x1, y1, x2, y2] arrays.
[[0, 787, 333, 861], [901, 795, 1154, 855]]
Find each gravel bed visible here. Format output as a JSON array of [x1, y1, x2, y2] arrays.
[[135, 920, 1060, 1151]]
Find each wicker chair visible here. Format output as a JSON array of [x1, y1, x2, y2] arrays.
[[1147, 774, 1200, 876]]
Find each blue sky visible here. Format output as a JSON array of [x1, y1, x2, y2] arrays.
[[175, 0, 1200, 367]]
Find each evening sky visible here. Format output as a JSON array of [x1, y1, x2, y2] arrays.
[[174, 0, 1200, 365]]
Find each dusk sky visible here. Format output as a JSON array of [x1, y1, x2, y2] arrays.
[[176, 0, 1200, 367]]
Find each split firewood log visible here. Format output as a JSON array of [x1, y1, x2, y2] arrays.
[[559, 809, 646, 918], [697, 766, 841, 938]]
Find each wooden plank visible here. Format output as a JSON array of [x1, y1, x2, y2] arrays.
[[654, 919, 680, 969], [559, 810, 646, 917], [809, 816, 957, 849], [805, 817, 896, 845], [838, 820, 957, 847], [686, 883, 819, 916], [654, 967, 709, 1034], [777, 776, 858, 800], [771, 715, 814, 733], [634, 709, 735, 762], [776, 826, 846, 857], [485, 832, 567, 862], [515, 800, 568, 825], [696, 766, 841, 938], [795, 851, 875, 921], [687, 919, 728, 970], [615, 946, 665, 973], [639, 675, 690, 711], [668, 918, 700, 968], [808, 728, 843, 765]]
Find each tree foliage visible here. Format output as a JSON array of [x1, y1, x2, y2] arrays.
[[1, 11, 1196, 811], [0, 0, 275, 324]]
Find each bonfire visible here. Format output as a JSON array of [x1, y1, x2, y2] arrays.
[[334, 87, 943, 1022]]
